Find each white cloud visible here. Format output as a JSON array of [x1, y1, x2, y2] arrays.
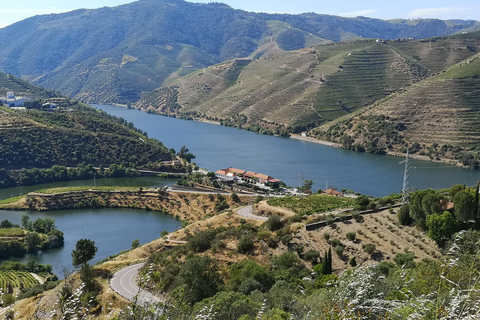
[[407, 7, 469, 18], [339, 9, 378, 17]]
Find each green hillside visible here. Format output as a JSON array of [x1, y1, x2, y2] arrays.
[[0, 0, 477, 104], [136, 35, 480, 136], [0, 73, 173, 170]]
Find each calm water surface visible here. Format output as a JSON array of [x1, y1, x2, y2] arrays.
[[0, 208, 181, 278], [94, 104, 480, 197]]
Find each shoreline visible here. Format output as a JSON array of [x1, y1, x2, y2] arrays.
[[289, 134, 342, 147]]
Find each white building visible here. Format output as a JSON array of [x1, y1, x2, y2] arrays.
[[0, 92, 32, 107]]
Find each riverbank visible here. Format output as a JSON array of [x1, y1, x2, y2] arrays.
[[0, 187, 255, 222], [289, 134, 341, 147]]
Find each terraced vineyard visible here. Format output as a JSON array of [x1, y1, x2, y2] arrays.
[[267, 194, 355, 216], [0, 271, 38, 292], [137, 35, 480, 136]]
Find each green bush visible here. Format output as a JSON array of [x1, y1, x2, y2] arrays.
[[265, 215, 283, 231], [323, 232, 331, 241], [237, 235, 254, 254], [394, 252, 416, 268], [349, 257, 357, 267], [330, 238, 341, 247], [334, 245, 344, 256], [346, 232, 356, 241], [363, 243, 376, 255]]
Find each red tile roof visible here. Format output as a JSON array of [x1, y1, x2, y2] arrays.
[[324, 189, 343, 197]]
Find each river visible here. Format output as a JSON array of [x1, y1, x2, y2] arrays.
[[93, 104, 480, 197], [0, 208, 181, 278]]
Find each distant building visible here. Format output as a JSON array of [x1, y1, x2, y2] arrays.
[[215, 167, 245, 181], [324, 189, 343, 197], [0, 92, 32, 107]]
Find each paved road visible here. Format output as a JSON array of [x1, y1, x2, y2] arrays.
[[238, 205, 268, 221], [110, 262, 162, 308]]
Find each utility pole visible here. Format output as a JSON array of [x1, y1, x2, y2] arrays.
[[326, 179, 328, 191], [94, 173, 96, 188], [298, 171, 304, 192], [400, 148, 413, 204]]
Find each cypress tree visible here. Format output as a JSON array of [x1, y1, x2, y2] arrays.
[[321, 250, 328, 275], [327, 248, 333, 274]]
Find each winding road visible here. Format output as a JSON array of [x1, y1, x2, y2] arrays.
[[110, 262, 162, 308], [110, 205, 268, 308], [238, 205, 268, 221]]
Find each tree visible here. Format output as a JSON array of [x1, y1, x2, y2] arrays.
[[454, 190, 476, 222], [410, 189, 444, 230], [355, 195, 370, 210], [25, 232, 42, 253], [266, 215, 283, 231], [21, 215, 32, 231], [71, 239, 98, 267], [176, 255, 222, 305], [397, 204, 413, 226], [300, 180, 313, 192], [131, 239, 140, 249], [426, 211, 459, 246]]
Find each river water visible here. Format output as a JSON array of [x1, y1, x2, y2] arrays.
[[1, 103, 478, 275], [0, 208, 181, 278], [94, 104, 480, 197]]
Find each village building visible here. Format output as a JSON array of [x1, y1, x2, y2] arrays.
[[0, 92, 32, 107], [215, 167, 245, 181], [324, 188, 343, 197], [216, 167, 282, 188]]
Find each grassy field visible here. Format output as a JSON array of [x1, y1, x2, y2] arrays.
[[0, 196, 23, 204], [0, 228, 25, 237], [33, 186, 145, 194], [268, 194, 355, 215]]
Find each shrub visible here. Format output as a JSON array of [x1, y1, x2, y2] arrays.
[[231, 193, 240, 203], [266, 237, 278, 248], [330, 238, 341, 247], [352, 212, 362, 222], [334, 245, 344, 256], [257, 230, 272, 241], [188, 229, 217, 253], [346, 232, 356, 241], [265, 215, 283, 231], [303, 250, 320, 264], [394, 252, 416, 268], [237, 235, 254, 254], [280, 234, 293, 246], [349, 256, 357, 267], [323, 232, 331, 241], [363, 243, 376, 255]]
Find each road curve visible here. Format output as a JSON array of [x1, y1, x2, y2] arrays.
[[238, 205, 268, 221], [110, 262, 162, 308]]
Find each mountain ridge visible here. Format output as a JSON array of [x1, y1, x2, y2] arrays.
[[0, 0, 478, 104]]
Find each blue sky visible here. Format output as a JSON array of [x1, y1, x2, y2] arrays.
[[1, 0, 479, 28]]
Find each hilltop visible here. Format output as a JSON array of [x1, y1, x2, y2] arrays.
[[0, 0, 478, 104]]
